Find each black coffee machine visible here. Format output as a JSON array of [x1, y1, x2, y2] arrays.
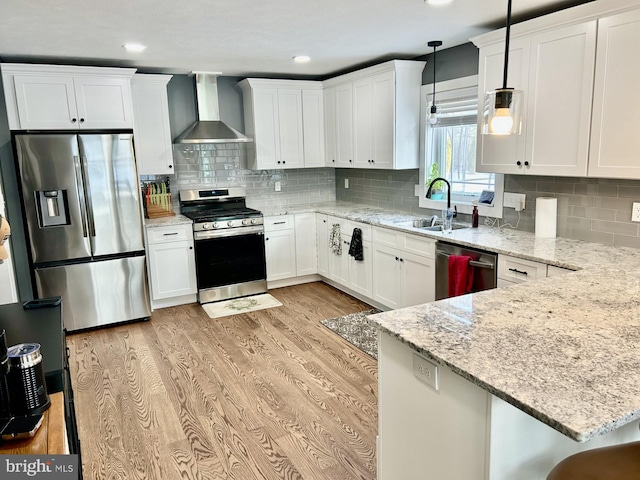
[[0, 329, 50, 440]]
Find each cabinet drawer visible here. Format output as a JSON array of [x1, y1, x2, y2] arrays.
[[147, 224, 192, 244], [328, 216, 371, 241], [373, 227, 435, 258], [497, 255, 547, 283], [373, 226, 401, 248], [547, 265, 574, 277], [264, 215, 293, 231], [402, 233, 435, 259]]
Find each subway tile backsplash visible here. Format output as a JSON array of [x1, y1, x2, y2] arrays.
[[147, 146, 640, 249], [336, 169, 640, 250], [147, 144, 336, 212]]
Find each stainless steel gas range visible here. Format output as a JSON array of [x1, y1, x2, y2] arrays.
[[179, 187, 266, 304]]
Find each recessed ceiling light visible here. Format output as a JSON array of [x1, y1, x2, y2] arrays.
[[425, 0, 453, 5], [123, 43, 147, 53], [293, 55, 311, 63]]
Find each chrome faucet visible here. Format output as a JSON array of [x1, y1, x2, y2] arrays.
[[429, 215, 438, 227], [425, 177, 457, 218]]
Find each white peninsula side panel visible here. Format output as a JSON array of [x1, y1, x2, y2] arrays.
[[378, 331, 640, 480]]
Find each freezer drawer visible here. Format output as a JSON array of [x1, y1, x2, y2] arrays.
[[35, 256, 151, 331]]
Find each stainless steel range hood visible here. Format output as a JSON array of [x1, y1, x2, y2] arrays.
[[174, 72, 251, 144]]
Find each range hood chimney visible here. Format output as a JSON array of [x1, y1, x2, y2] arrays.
[[174, 72, 251, 144]]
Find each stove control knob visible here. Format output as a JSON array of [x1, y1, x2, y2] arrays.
[[227, 221, 233, 227], [242, 219, 250, 226], [211, 222, 218, 229], [251, 218, 257, 225]]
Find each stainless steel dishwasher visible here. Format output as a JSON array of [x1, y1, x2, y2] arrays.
[[435, 241, 497, 300]]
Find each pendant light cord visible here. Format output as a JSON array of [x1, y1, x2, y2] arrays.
[[432, 45, 437, 105], [502, 0, 513, 89], [427, 40, 442, 114]]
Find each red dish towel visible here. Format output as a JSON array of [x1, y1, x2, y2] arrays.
[[448, 255, 475, 298]]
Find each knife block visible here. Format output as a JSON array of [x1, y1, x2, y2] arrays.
[[144, 193, 175, 219]]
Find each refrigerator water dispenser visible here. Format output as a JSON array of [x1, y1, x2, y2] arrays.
[[36, 190, 68, 227]]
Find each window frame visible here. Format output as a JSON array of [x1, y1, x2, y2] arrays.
[[418, 75, 504, 218]]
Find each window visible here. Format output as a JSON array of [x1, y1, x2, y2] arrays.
[[419, 76, 503, 218]]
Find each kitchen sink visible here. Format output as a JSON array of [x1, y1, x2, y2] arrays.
[[411, 219, 471, 231]]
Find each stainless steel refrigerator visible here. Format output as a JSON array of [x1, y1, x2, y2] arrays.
[[14, 133, 151, 331]]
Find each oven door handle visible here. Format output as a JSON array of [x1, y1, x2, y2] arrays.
[[436, 251, 495, 269], [194, 227, 264, 240]]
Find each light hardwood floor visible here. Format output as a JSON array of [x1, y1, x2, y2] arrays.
[[67, 282, 378, 479]]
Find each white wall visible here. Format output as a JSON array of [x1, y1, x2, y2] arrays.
[[0, 172, 17, 305]]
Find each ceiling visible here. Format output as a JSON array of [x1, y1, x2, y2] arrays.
[[0, 0, 592, 78]]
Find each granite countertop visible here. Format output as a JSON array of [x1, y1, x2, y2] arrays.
[[264, 201, 640, 443], [144, 214, 192, 228]]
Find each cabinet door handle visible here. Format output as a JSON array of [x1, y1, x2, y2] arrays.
[[399, 258, 404, 262], [168, 165, 173, 169], [163, 232, 179, 236], [516, 161, 522, 166], [71, 118, 77, 123], [265, 237, 269, 241], [524, 161, 530, 166], [189, 246, 193, 250], [395, 256, 399, 261], [508, 268, 528, 275], [273, 221, 286, 225], [79, 118, 85, 123], [349, 159, 352, 163]]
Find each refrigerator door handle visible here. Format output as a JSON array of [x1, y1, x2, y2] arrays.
[[80, 155, 96, 238], [72, 155, 89, 238]]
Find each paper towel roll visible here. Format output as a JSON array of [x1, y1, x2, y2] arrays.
[[535, 197, 557, 238]]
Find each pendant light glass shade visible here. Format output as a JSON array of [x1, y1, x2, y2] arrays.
[[482, 0, 523, 136], [484, 88, 523, 135]]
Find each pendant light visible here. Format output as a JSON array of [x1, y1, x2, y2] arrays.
[[427, 40, 443, 125], [484, 0, 523, 135]]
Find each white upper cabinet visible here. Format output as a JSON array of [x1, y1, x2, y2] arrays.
[[335, 83, 354, 167], [131, 74, 174, 175], [239, 79, 324, 169], [475, 21, 596, 176], [476, 37, 530, 174], [323, 60, 425, 170], [1, 64, 135, 130], [323, 87, 338, 167], [302, 89, 325, 168], [473, 0, 640, 179], [589, 8, 640, 178]]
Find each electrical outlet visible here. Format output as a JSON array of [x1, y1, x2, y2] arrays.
[[344, 178, 349, 189], [413, 353, 438, 390], [503, 192, 526, 211], [632, 202, 640, 222], [415, 184, 420, 196], [274, 181, 281, 192]]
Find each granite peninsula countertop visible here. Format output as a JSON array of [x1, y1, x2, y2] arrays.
[[264, 202, 640, 442], [144, 214, 192, 228]]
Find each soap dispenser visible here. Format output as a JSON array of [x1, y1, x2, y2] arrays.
[[472, 204, 479, 228]]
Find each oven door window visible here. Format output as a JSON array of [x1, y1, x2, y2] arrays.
[[195, 233, 266, 289]]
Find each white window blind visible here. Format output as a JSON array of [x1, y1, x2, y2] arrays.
[[428, 86, 477, 127]]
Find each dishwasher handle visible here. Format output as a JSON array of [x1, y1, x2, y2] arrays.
[[436, 251, 495, 270]]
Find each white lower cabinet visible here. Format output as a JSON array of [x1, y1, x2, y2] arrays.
[[316, 214, 329, 276], [347, 240, 372, 298], [372, 227, 435, 309], [294, 213, 318, 276], [325, 216, 373, 298], [264, 216, 297, 281], [146, 224, 197, 304]]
